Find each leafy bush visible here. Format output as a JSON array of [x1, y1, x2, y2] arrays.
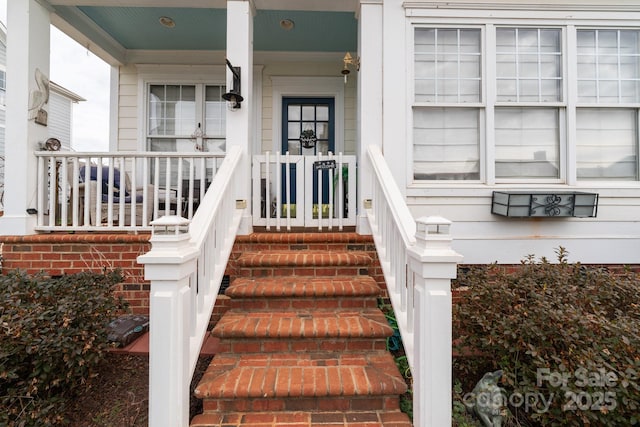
[[0, 270, 128, 426], [453, 248, 640, 426]]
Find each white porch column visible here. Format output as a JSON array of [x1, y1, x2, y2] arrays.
[[356, 0, 383, 235], [0, 0, 51, 235], [226, 0, 254, 234], [382, 0, 407, 197], [407, 217, 463, 427]]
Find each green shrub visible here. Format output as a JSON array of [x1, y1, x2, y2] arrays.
[[0, 270, 128, 426], [453, 248, 640, 426]]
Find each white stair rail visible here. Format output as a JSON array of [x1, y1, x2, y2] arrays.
[[138, 146, 244, 427], [365, 145, 462, 427]]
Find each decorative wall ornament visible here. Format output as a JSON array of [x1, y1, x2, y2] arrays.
[[29, 68, 50, 126], [300, 129, 317, 148]]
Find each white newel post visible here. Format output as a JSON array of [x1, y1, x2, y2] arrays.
[[407, 217, 463, 427], [138, 217, 198, 427]]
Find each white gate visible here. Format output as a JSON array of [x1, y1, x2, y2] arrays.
[[252, 152, 356, 230]]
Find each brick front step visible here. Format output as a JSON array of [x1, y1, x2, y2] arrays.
[[236, 251, 372, 268], [226, 276, 381, 311], [234, 251, 373, 278], [212, 309, 392, 341], [190, 410, 412, 426], [227, 276, 381, 299], [194, 353, 407, 400]]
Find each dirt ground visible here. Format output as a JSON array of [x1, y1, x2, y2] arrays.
[[67, 353, 211, 427]]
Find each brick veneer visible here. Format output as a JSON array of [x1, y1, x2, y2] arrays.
[[1, 233, 152, 314]]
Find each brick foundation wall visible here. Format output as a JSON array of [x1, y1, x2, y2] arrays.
[[1, 234, 152, 314]]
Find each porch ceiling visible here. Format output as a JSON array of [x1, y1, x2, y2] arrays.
[[51, 4, 358, 63]]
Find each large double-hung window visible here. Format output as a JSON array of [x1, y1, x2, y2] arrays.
[[576, 30, 640, 181], [495, 28, 562, 180], [412, 23, 640, 184], [413, 28, 482, 180]]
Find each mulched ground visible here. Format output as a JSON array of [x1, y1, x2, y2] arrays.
[[67, 353, 212, 427]]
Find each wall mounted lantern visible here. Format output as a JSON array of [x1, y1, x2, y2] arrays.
[[222, 59, 243, 110], [491, 191, 598, 218]]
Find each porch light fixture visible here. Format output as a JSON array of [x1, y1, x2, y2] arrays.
[[279, 19, 295, 31], [491, 191, 598, 218], [158, 16, 175, 28], [341, 52, 360, 83], [222, 59, 243, 110]]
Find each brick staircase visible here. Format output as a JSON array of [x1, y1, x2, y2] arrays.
[[190, 233, 412, 427]]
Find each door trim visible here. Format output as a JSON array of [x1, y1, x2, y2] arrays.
[[270, 77, 345, 155]]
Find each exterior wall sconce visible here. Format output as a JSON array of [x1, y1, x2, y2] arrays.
[[491, 191, 598, 218], [341, 52, 360, 83], [222, 59, 243, 110]]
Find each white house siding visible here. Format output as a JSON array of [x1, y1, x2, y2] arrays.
[[397, 1, 640, 265], [260, 61, 356, 155], [116, 61, 356, 155], [117, 65, 139, 152], [47, 91, 72, 150]]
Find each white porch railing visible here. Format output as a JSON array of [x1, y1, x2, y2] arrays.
[[137, 146, 243, 427], [365, 145, 463, 427], [252, 152, 356, 230], [34, 151, 225, 231]]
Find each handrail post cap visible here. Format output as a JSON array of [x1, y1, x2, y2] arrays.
[[150, 215, 191, 244]]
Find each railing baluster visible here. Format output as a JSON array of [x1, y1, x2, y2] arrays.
[[285, 152, 291, 231], [275, 152, 281, 231], [129, 158, 137, 227], [265, 152, 271, 230]]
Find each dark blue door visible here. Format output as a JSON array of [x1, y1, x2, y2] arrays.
[[281, 98, 335, 213]]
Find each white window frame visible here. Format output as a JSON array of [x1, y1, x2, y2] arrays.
[[136, 65, 226, 153], [574, 27, 640, 183], [409, 24, 487, 185], [405, 5, 640, 198], [408, 21, 574, 186]]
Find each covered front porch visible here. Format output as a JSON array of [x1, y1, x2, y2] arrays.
[[0, 0, 380, 237]]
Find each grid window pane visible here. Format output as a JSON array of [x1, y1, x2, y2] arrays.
[[415, 28, 481, 103], [148, 84, 226, 153], [577, 108, 638, 180], [577, 29, 640, 103], [496, 28, 562, 102], [413, 107, 480, 180], [147, 84, 196, 137], [495, 107, 560, 179], [205, 86, 225, 137]]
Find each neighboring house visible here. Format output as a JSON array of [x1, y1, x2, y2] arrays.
[[1, 0, 639, 265], [47, 82, 86, 151]]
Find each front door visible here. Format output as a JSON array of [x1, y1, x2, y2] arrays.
[[281, 98, 335, 214], [282, 97, 335, 156]]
